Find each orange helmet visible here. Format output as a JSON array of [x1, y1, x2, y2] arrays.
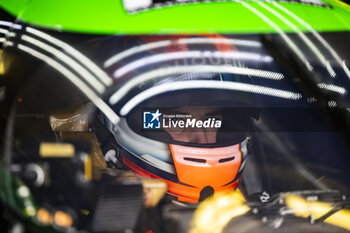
[[96, 35, 260, 203]]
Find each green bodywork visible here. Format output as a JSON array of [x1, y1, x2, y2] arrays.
[[0, 166, 36, 216], [0, 165, 55, 232], [0, 0, 350, 34]]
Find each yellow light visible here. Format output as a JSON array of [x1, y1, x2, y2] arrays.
[[190, 189, 250, 233], [39, 143, 75, 158], [285, 194, 350, 231], [0, 49, 4, 75], [285, 195, 332, 219], [37, 208, 52, 225], [326, 209, 350, 231], [84, 155, 92, 181], [24, 206, 36, 217], [54, 211, 73, 228], [142, 179, 167, 208], [80, 209, 90, 215], [0, 62, 4, 75]]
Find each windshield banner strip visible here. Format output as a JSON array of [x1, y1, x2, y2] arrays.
[[122, 0, 331, 14]]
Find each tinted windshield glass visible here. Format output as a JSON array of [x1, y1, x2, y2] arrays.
[[1, 29, 350, 196]]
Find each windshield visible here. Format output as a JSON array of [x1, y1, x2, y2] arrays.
[[1, 24, 350, 232]]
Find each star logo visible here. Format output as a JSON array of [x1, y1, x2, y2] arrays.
[[150, 109, 162, 122], [143, 109, 162, 129]]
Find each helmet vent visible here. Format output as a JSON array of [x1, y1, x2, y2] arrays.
[[183, 157, 206, 163], [219, 156, 235, 163]]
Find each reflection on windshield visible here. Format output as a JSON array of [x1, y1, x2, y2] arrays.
[[1, 20, 350, 232]]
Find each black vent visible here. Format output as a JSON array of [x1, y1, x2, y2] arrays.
[[219, 156, 235, 163], [184, 157, 206, 163]]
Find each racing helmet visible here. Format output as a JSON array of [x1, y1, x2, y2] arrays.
[[96, 35, 259, 203]]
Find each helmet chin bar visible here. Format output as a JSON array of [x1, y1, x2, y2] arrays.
[[104, 116, 248, 203], [169, 138, 248, 200]]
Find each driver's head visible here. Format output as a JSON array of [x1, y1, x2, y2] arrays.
[[96, 35, 257, 203]]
